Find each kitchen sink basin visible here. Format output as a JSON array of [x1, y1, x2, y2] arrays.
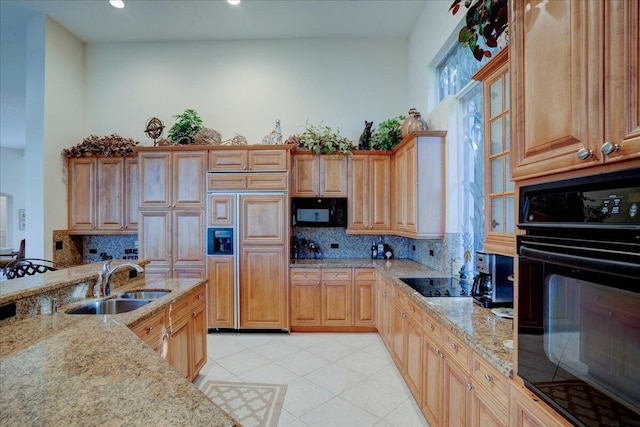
[[119, 290, 171, 300], [67, 298, 152, 315]]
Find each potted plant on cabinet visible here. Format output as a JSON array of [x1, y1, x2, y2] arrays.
[[370, 115, 405, 151], [167, 109, 204, 145], [287, 122, 353, 154]]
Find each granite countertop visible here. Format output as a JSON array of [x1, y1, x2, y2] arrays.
[[290, 258, 514, 377], [0, 271, 239, 426]]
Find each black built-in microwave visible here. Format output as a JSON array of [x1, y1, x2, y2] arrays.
[[292, 197, 347, 227]]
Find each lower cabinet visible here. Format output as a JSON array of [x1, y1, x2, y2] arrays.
[[130, 284, 207, 383], [290, 267, 376, 330], [206, 256, 235, 328]]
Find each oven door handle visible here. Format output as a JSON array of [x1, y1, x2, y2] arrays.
[[520, 245, 640, 278]]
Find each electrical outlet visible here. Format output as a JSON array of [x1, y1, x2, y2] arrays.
[[412, 245, 416, 251], [429, 250, 434, 256], [129, 270, 138, 279], [89, 249, 97, 254], [55, 241, 63, 250], [331, 243, 339, 249]]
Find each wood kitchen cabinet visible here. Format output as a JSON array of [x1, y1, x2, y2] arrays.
[[321, 268, 353, 326], [68, 156, 138, 234], [347, 153, 391, 234], [239, 194, 286, 245], [207, 256, 235, 328], [208, 148, 289, 172], [206, 194, 234, 226], [511, 0, 640, 181], [509, 383, 572, 427], [391, 132, 446, 239], [291, 153, 348, 197], [354, 269, 376, 327], [290, 268, 322, 327], [240, 246, 287, 329], [131, 308, 166, 355], [138, 148, 206, 278]]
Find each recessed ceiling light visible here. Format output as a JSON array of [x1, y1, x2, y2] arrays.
[[227, 0, 241, 5], [109, 0, 125, 9]]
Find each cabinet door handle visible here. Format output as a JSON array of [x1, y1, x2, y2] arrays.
[[303, 272, 308, 277], [484, 374, 493, 383], [334, 273, 338, 277], [192, 311, 197, 317], [410, 306, 415, 313], [450, 343, 457, 350], [577, 148, 594, 160], [427, 323, 435, 330], [466, 383, 474, 391], [146, 327, 153, 333], [601, 141, 620, 155]]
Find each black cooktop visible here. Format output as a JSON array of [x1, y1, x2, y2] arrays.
[[400, 277, 471, 297]]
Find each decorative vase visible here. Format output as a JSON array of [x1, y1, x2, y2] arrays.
[[408, 112, 428, 133], [401, 108, 417, 138]]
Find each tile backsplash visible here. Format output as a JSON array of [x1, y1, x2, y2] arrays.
[[83, 235, 138, 263]]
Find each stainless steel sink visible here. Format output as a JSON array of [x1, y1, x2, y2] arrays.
[[119, 290, 171, 300], [67, 298, 152, 315]]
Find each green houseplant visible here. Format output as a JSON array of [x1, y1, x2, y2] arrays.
[[370, 115, 405, 151], [296, 122, 353, 154], [449, 0, 508, 61], [167, 109, 203, 145]]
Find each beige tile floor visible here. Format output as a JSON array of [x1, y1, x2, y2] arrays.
[[195, 332, 430, 427]]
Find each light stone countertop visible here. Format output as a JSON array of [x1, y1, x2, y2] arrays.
[[0, 268, 239, 427], [290, 258, 514, 377]]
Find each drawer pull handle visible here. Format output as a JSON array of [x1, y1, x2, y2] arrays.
[[466, 384, 473, 391], [428, 323, 435, 330], [435, 348, 441, 355], [335, 273, 338, 277], [450, 343, 457, 350], [410, 307, 415, 313], [484, 374, 493, 383], [146, 327, 153, 333], [192, 311, 197, 317], [304, 272, 307, 277]]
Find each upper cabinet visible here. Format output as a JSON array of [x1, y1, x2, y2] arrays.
[[67, 156, 138, 234], [473, 49, 515, 256], [392, 132, 446, 239], [208, 147, 289, 172], [347, 153, 391, 234], [511, 0, 640, 181], [139, 150, 206, 209], [291, 153, 348, 197]]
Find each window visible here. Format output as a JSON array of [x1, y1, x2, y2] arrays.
[[436, 41, 494, 102]]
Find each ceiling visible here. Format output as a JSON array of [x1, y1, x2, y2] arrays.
[[0, 0, 428, 43]]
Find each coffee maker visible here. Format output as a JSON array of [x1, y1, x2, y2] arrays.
[[471, 251, 514, 308]]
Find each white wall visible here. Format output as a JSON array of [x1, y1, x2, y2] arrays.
[[0, 148, 26, 249], [0, 41, 26, 148], [24, 16, 84, 259], [85, 38, 408, 145]]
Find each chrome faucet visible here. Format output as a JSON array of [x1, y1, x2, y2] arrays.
[[99, 260, 144, 296]]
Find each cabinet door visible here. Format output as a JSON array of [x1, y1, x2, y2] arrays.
[[172, 210, 205, 268], [390, 302, 405, 366], [291, 154, 319, 197], [511, 1, 599, 179], [405, 315, 423, 402], [207, 256, 235, 328], [603, 0, 640, 164], [239, 246, 287, 329], [347, 155, 369, 231], [248, 149, 288, 171], [139, 152, 171, 208], [369, 155, 391, 231], [124, 157, 139, 231], [442, 357, 469, 427], [319, 155, 348, 197], [404, 140, 417, 233], [68, 157, 96, 231], [173, 151, 205, 208], [321, 280, 353, 326], [509, 384, 571, 427], [131, 308, 166, 353], [190, 297, 207, 380], [139, 210, 171, 269], [354, 269, 376, 327], [290, 281, 321, 326], [469, 390, 507, 427], [209, 150, 247, 171], [168, 314, 191, 380], [96, 157, 124, 231], [207, 194, 235, 227], [239, 195, 286, 245], [422, 339, 443, 427], [393, 148, 406, 230]]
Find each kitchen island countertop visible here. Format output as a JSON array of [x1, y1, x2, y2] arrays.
[[0, 267, 239, 427]]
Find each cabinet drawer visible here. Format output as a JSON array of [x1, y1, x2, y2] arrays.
[[248, 150, 287, 171], [423, 311, 442, 342], [131, 309, 166, 348], [190, 285, 206, 308], [246, 173, 288, 190], [391, 287, 406, 305], [354, 268, 375, 281], [322, 268, 353, 281], [443, 328, 471, 372], [168, 294, 190, 323], [209, 150, 247, 171], [404, 297, 423, 324], [471, 353, 509, 410], [291, 268, 321, 282], [207, 174, 246, 190]]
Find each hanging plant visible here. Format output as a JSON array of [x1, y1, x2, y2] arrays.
[[167, 109, 203, 144], [370, 115, 405, 151], [449, 0, 508, 61]]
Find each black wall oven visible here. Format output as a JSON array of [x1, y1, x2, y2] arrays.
[[517, 168, 640, 427]]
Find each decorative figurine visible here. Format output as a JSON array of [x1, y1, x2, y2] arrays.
[[358, 120, 373, 150], [262, 119, 283, 145]]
